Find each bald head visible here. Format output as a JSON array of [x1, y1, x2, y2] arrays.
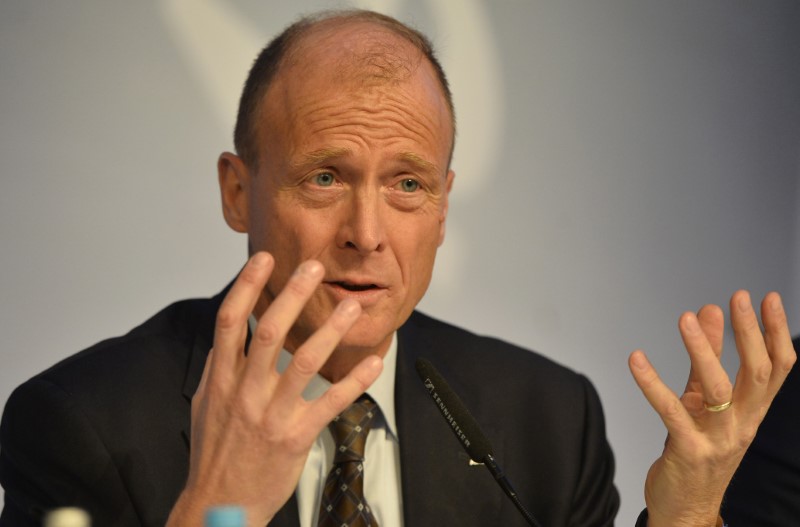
[[233, 10, 455, 169]]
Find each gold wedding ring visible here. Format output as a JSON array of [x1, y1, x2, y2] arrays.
[[703, 400, 732, 412]]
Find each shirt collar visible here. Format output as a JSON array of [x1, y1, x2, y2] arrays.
[[248, 315, 399, 440]]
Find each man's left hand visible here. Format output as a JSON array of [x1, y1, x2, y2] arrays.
[[629, 290, 796, 527]]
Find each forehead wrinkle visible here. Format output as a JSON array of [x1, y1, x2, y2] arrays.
[[324, 94, 445, 148], [381, 84, 450, 151], [275, 73, 451, 173], [298, 102, 438, 155]]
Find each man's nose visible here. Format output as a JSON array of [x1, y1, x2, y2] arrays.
[[335, 190, 385, 254]]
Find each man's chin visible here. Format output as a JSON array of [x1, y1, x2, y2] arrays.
[[336, 328, 394, 356], [330, 315, 398, 355]]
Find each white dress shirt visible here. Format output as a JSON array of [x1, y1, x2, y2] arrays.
[[249, 315, 403, 527]]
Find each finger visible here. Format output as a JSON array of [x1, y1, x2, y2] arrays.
[[212, 252, 274, 382], [683, 304, 725, 394], [196, 348, 214, 397], [308, 354, 384, 431], [678, 311, 733, 409], [628, 350, 695, 438], [241, 260, 325, 391], [729, 290, 771, 414], [697, 304, 724, 358], [191, 348, 214, 422], [273, 299, 362, 409], [760, 292, 797, 397]]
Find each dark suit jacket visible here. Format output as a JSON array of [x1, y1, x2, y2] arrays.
[[720, 336, 800, 526], [0, 289, 619, 526]]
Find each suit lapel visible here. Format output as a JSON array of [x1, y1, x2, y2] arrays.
[[396, 313, 504, 525], [181, 304, 216, 445], [178, 286, 301, 527]]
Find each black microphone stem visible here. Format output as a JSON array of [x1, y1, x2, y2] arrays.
[[416, 358, 545, 527], [484, 454, 542, 527]]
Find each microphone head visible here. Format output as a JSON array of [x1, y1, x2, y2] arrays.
[[415, 357, 493, 462]]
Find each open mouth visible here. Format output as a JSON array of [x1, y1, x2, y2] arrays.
[[332, 281, 379, 292]]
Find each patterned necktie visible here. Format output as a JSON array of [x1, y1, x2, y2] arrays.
[[317, 395, 380, 527]]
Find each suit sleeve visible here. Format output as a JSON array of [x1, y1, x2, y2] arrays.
[[568, 374, 619, 527], [0, 378, 140, 526], [720, 338, 800, 526]]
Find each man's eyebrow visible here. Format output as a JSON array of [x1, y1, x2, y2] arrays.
[[397, 152, 441, 175], [289, 148, 441, 175], [291, 147, 351, 170]]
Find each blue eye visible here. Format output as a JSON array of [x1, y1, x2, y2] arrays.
[[313, 172, 335, 187], [399, 179, 419, 192]]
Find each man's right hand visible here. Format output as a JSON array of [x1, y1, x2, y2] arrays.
[[166, 252, 384, 527]]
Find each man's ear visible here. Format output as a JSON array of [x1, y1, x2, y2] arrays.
[[218, 152, 250, 233], [438, 169, 455, 246]]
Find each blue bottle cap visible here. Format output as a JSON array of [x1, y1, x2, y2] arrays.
[[205, 505, 246, 527]]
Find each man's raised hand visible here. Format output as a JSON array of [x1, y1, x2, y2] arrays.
[[629, 290, 795, 527], [167, 252, 383, 527]]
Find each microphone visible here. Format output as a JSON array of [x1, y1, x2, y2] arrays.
[[415, 358, 543, 527]]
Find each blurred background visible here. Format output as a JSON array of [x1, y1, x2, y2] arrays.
[[1, 0, 798, 523]]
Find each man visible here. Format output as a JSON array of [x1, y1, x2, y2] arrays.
[[0, 9, 795, 527]]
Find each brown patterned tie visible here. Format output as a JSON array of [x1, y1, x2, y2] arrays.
[[317, 395, 380, 527]]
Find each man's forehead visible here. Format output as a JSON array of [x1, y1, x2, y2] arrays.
[[262, 22, 450, 127], [254, 18, 454, 168]]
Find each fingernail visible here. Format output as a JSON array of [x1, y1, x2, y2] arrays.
[[631, 352, 648, 371], [297, 260, 323, 278], [684, 314, 701, 335], [337, 299, 361, 317], [368, 356, 383, 371], [252, 252, 270, 266], [737, 292, 751, 313], [770, 294, 783, 313]]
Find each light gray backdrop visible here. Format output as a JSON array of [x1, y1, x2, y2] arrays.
[[1, 1, 798, 524]]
